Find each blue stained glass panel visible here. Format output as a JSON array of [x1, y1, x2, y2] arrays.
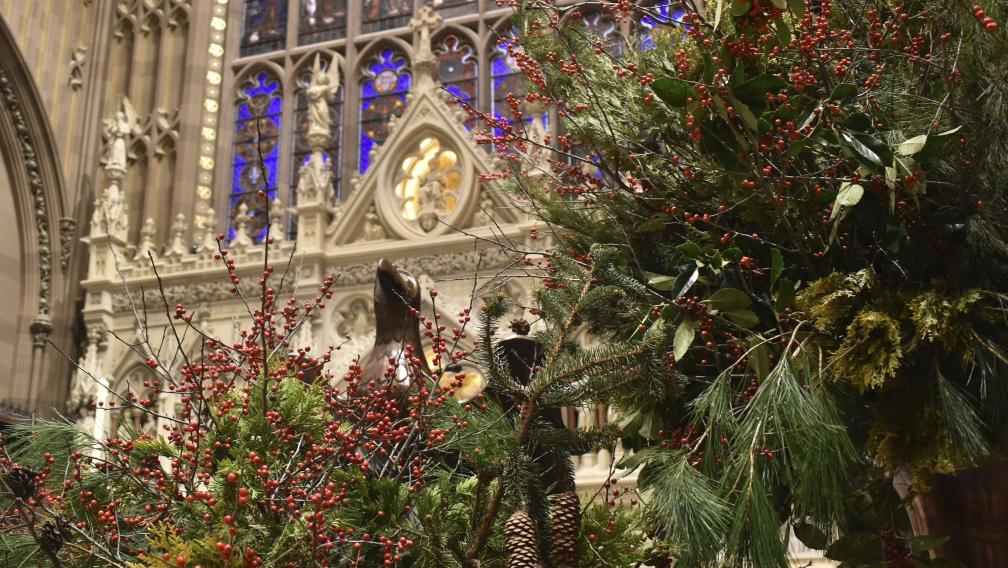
[[640, 1, 688, 50], [230, 72, 283, 241], [436, 35, 477, 129], [359, 49, 411, 173]]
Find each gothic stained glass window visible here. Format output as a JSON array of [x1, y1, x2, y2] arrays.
[[639, 1, 689, 50], [362, 0, 413, 34], [432, 0, 478, 17], [230, 72, 282, 241], [436, 35, 477, 129], [290, 66, 343, 236], [359, 49, 411, 173], [299, 0, 347, 45], [240, 0, 287, 56], [491, 40, 525, 134]]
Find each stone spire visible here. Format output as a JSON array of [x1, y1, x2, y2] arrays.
[[409, 5, 443, 93]]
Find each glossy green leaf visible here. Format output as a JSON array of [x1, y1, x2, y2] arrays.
[[830, 83, 858, 102], [897, 134, 928, 156], [731, 0, 751, 17], [770, 248, 784, 286], [651, 77, 698, 107], [724, 309, 759, 328], [673, 321, 695, 360], [774, 278, 796, 312], [709, 287, 752, 312], [733, 75, 789, 108], [793, 522, 830, 550], [645, 271, 678, 292], [830, 182, 864, 221]]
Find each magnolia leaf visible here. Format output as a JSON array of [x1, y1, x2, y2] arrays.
[[793, 522, 830, 550], [897, 134, 928, 156], [728, 96, 759, 131], [677, 241, 703, 260], [841, 131, 883, 166], [748, 340, 770, 380], [709, 287, 751, 312], [918, 125, 962, 162], [909, 535, 950, 554], [673, 321, 695, 360], [675, 267, 701, 299], [645, 271, 678, 292], [652, 78, 698, 107], [731, 0, 751, 17], [787, 0, 806, 16], [770, 248, 784, 286], [733, 75, 789, 108], [617, 446, 657, 471], [830, 83, 858, 102], [774, 278, 796, 312], [713, 0, 724, 30], [724, 309, 759, 328], [771, 0, 787, 9], [830, 182, 864, 221]]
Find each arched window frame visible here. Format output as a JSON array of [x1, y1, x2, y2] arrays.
[[434, 30, 479, 129], [357, 47, 412, 173]]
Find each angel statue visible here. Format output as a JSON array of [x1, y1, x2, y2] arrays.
[[101, 96, 139, 178], [306, 53, 340, 146]]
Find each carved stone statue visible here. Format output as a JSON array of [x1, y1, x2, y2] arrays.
[[102, 96, 139, 179], [268, 197, 285, 242], [306, 53, 340, 147], [416, 165, 446, 232], [231, 202, 254, 249], [136, 217, 157, 264], [164, 213, 189, 259], [361, 205, 386, 241]]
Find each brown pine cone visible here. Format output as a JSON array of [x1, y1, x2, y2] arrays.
[[509, 318, 532, 336], [550, 491, 581, 568], [39, 521, 63, 554], [3, 465, 39, 500], [505, 510, 542, 568]]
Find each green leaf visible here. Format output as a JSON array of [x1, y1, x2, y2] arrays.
[[917, 125, 962, 162], [724, 309, 759, 328], [770, 248, 784, 286], [774, 278, 796, 312], [844, 112, 872, 132], [709, 287, 752, 312], [787, 0, 806, 17], [748, 340, 770, 380], [617, 446, 657, 471], [840, 131, 883, 166], [830, 182, 864, 221], [830, 83, 858, 102], [652, 78, 698, 107], [733, 75, 789, 108], [897, 134, 928, 156], [677, 241, 703, 260], [731, 0, 751, 17], [674, 267, 701, 299], [728, 96, 759, 132], [909, 535, 950, 554], [713, 0, 724, 30], [771, 0, 787, 8], [826, 533, 885, 562], [793, 522, 830, 550], [673, 321, 695, 360], [645, 271, 678, 292]]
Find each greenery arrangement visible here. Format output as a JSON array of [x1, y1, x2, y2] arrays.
[[482, 0, 1007, 565], [2, 0, 1007, 567]]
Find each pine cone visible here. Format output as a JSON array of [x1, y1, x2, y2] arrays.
[[509, 318, 532, 336], [3, 465, 39, 500], [39, 521, 63, 554], [505, 510, 542, 568], [549, 491, 581, 568]]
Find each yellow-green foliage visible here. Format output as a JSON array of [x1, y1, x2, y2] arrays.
[[796, 270, 876, 331], [832, 311, 903, 392], [908, 288, 983, 363]]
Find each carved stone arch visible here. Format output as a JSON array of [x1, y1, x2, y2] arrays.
[[432, 24, 481, 50], [107, 363, 161, 438], [0, 17, 74, 419], [231, 61, 287, 98]]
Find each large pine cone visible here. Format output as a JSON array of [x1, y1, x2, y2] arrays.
[[550, 491, 581, 568], [39, 521, 64, 554], [505, 510, 542, 568], [3, 465, 39, 500]]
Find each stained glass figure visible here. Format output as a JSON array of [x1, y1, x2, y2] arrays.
[[240, 0, 287, 56], [230, 72, 282, 241], [362, 0, 413, 34], [292, 66, 343, 236], [299, 0, 347, 45], [491, 40, 525, 134], [359, 49, 411, 173], [639, 0, 689, 50], [578, 11, 623, 57], [435, 35, 477, 129], [432, 0, 478, 17]]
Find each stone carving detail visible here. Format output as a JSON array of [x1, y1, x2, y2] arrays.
[[108, 248, 512, 312], [93, 96, 138, 240], [68, 45, 88, 90], [306, 54, 340, 147], [335, 298, 373, 337], [231, 202, 254, 250], [0, 69, 54, 316], [115, 0, 191, 39], [194, 207, 218, 254], [409, 6, 442, 92], [136, 217, 158, 264], [360, 205, 387, 242], [69, 326, 105, 418], [163, 213, 188, 259], [473, 195, 494, 227], [268, 197, 284, 243], [59, 217, 77, 271]]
